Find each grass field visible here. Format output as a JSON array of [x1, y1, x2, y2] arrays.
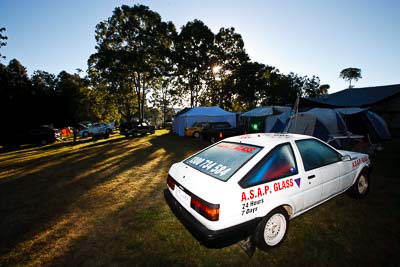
[[0, 130, 399, 267]]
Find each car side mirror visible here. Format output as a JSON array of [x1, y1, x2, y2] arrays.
[[341, 155, 351, 161]]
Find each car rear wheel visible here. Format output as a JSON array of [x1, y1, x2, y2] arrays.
[[193, 131, 200, 138], [82, 131, 89, 138], [351, 171, 369, 198], [40, 139, 48, 146], [255, 207, 289, 251]]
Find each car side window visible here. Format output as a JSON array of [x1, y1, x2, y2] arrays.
[[295, 139, 341, 171], [239, 143, 298, 188]]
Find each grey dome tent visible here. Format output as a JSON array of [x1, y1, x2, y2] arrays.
[[285, 108, 349, 148]]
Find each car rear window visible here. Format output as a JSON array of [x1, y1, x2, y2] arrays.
[[184, 142, 262, 181]]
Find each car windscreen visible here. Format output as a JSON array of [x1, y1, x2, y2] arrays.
[[184, 142, 262, 181]]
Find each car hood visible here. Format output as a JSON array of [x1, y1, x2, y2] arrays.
[[338, 150, 367, 160]]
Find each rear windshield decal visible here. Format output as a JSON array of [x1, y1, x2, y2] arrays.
[[184, 142, 262, 181]]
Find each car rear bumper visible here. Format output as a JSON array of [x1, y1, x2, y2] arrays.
[[164, 189, 260, 248]]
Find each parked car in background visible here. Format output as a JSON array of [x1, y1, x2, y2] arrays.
[[78, 123, 111, 140], [165, 133, 371, 250], [185, 121, 210, 138], [1, 125, 57, 148], [201, 122, 245, 143], [29, 126, 58, 145], [120, 120, 155, 137]]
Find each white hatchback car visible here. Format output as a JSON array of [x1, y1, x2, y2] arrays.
[[164, 133, 371, 250]]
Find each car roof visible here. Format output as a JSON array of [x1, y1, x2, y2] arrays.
[[222, 133, 313, 147]]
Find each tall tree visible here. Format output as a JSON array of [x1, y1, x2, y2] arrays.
[[232, 62, 275, 110], [318, 84, 330, 95], [55, 71, 88, 125], [89, 4, 176, 122], [175, 19, 214, 107], [265, 72, 302, 106], [149, 76, 179, 126], [339, 67, 362, 88], [0, 59, 32, 128], [207, 27, 249, 109], [301, 75, 322, 98], [30, 70, 57, 125], [0, 27, 7, 61]]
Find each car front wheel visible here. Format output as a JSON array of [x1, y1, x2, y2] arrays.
[[351, 171, 370, 198], [255, 207, 289, 251], [193, 131, 200, 138]]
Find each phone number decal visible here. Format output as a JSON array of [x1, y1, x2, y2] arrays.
[[187, 156, 232, 177]]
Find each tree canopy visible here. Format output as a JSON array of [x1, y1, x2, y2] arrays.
[[89, 4, 176, 122], [339, 67, 362, 88], [0, 6, 330, 130], [0, 27, 7, 61]]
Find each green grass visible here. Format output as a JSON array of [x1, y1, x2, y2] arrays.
[[0, 132, 399, 266]]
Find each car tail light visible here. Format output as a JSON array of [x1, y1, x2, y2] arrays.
[[190, 196, 220, 221], [167, 175, 175, 190]]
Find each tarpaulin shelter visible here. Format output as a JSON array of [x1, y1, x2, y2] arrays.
[[301, 84, 400, 138], [240, 106, 291, 133], [172, 106, 237, 136], [335, 108, 391, 143]]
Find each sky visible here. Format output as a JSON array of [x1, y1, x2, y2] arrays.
[[1, 0, 399, 93]]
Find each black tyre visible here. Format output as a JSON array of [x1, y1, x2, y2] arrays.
[[193, 131, 200, 138], [351, 171, 370, 198], [82, 131, 89, 138], [255, 207, 289, 251], [39, 139, 48, 146]]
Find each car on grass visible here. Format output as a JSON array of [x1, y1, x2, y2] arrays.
[[120, 120, 155, 137], [1, 125, 57, 148], [201, 121, 245, 143], [78, 122, 115, 138], [29, 126, 58, 145], [78, 122, 111, 140], [164, 133, 371, 251], [185, 121, 210, 138]]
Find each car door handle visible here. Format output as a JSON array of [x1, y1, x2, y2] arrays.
[[308, 175, 316, 179]]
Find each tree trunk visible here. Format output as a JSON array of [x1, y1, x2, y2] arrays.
[[137, 74, 142, 122], [189, 83, 194, 108], [162, 87, 167, 125], [141, 74, 146, 122]]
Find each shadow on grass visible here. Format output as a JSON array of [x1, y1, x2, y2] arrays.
[[0, 131, 208, 264], [1, 134, 399, 266]]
